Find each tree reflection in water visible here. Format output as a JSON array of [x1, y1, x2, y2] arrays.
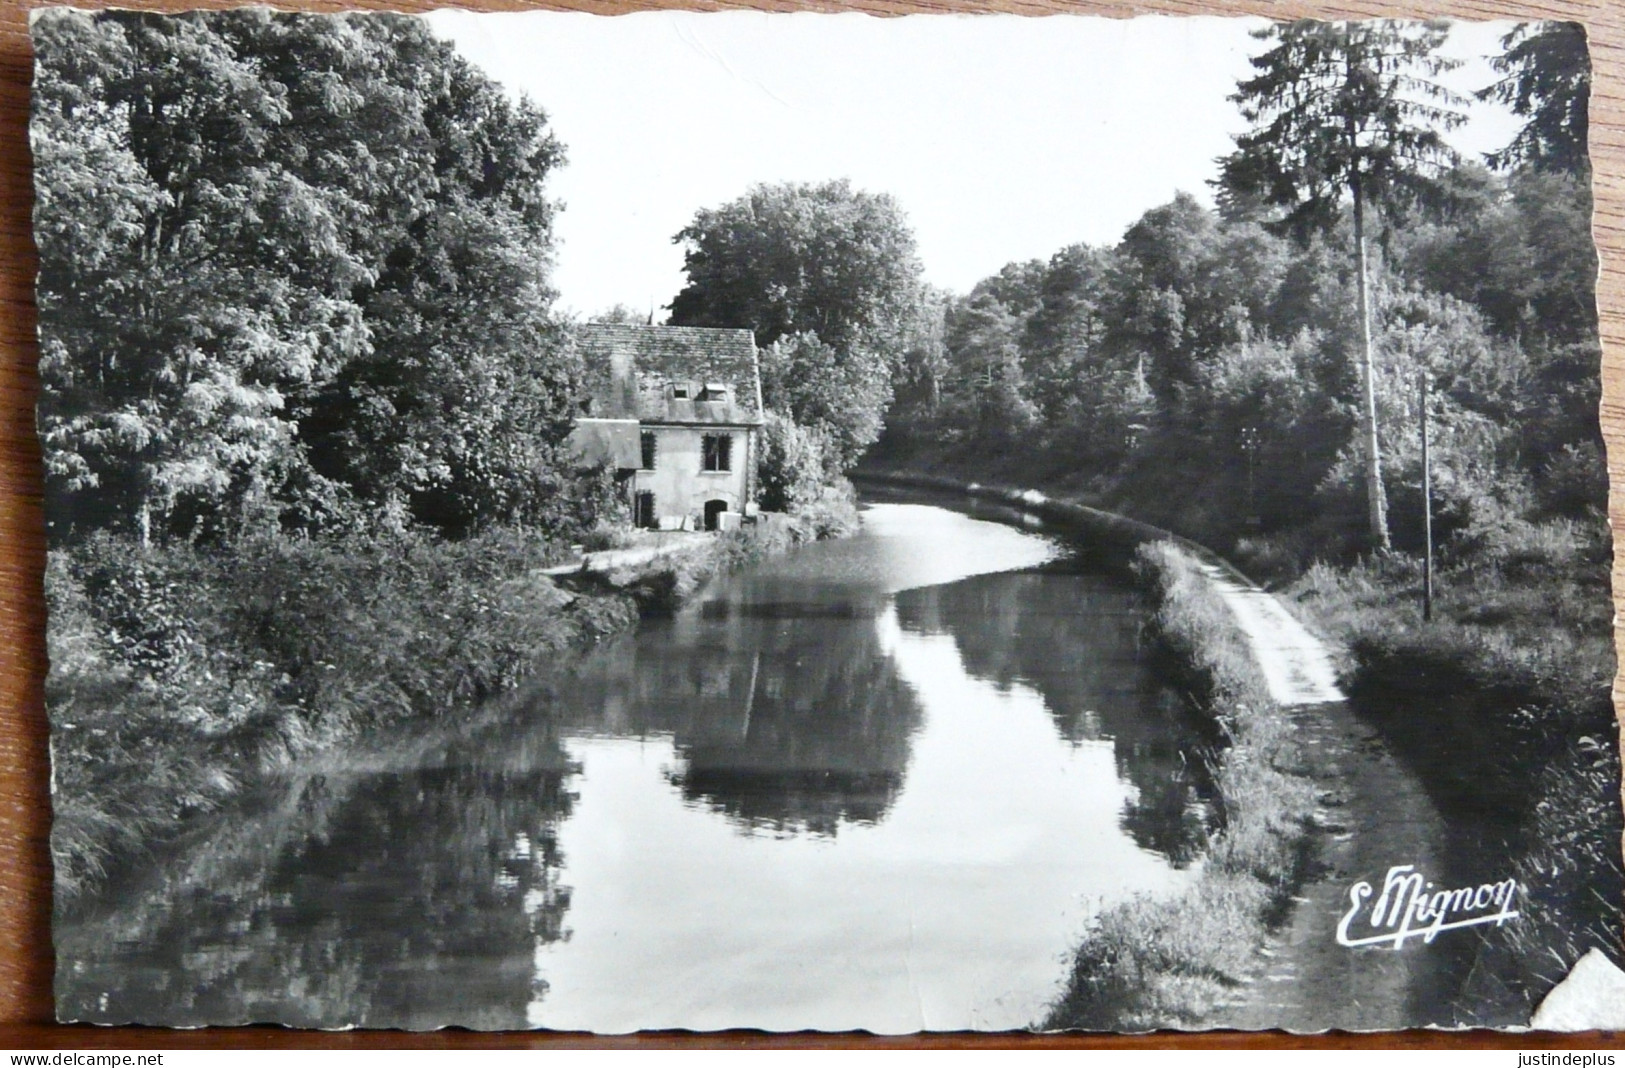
[[895, 568, 1218, 867], [57, 505, 1213, 1031], [57, 720, 579, 1030], [563, 590, 924, 837]]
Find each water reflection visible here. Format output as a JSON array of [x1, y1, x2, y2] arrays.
[[897, 571, 1217, 866], [566, 593, 920, 836], [58, 724, 578, 1030], [57, 501, 1215, 1032]]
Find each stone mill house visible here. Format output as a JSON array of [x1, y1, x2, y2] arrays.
[[567, 323, 764, 531]]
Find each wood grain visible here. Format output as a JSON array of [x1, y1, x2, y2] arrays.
[[0, 0, 1619, 1048]]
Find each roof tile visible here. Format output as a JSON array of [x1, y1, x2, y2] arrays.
[[576, 323, 763, 425]]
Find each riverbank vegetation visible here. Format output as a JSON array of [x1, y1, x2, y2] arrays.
[[872, 21, 1617, 1015], [1044, 542, 1315, 1029], [36, 10, 860, 897], [48, 501, 854, 900], [35, 6, 1617, 1022], [1279, 536, 1619, 998]]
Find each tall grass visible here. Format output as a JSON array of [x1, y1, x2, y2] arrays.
[[1045, 541, 1315, 1030]]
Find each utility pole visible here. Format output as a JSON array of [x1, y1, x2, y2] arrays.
[[1420, 372, 1433, 622], [1240, 425, 1262, 530]]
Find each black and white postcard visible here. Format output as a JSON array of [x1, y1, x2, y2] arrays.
[[32, 8, 1621, 1032]]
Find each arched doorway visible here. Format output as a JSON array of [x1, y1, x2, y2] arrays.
[[703, 499, 728, 531]]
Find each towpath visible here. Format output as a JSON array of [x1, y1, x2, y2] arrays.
[[538, 532, 708, 576], [856, 470, 1523, 1028], [1197, 563, 1491, 1030]]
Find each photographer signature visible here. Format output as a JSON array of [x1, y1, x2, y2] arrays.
[[1337, 864, 1520, 948]]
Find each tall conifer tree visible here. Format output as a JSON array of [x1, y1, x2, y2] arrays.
[[1218, 20, 1466, 549]]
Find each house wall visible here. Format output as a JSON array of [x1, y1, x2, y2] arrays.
[[632, 425, 755, 530]]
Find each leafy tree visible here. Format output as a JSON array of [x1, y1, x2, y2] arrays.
[[941, 290, 1036, 439], [1021, 243, 1114, 421], [1218, 20, 1467, 550], [668, 179, 924, 356], [1480, 22, 1590, 175], [970, 259, 1048, 323], [887, 286, 952, 428], [669, 180, 921, 472], [755, 410, 832, 513], [302, 44, 575, 538], [758, 332, 890, 472], [33, 10, 588, 544], [1105, 194, 1287, 396], [588, 304, 648, 324], [34, 11, 358, 544], [1399, 165, 1597, 348]]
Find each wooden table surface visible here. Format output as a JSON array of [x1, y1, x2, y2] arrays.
[[0, 0, 1619, 1049]]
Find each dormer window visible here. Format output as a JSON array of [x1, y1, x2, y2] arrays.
[[697, 384, 729, 402], [671, 384, 689, 400]]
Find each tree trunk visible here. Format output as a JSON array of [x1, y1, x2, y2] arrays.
[[1351, 176, 1390, 551]]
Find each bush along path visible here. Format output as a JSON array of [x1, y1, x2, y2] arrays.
[[856, 472, 1530, 1030]]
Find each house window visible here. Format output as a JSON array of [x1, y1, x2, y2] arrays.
[[640, 431, 657, 471], [702, 434, 732, 473]]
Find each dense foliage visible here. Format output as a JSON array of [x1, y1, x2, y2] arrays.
[[881, 178, 1600, 568], [33, 9, 602, 545], [1217, 20, 1468, 549], [668, 180, 924, 493], [32, 9, 642, 895], [878, 18, 1614, 1014]]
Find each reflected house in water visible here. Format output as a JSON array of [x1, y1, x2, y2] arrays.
[[568, 584, 923, 836], [568, 324, 765, 532]]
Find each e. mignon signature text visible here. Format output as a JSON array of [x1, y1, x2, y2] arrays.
[[1337, 864, 1520, 948]]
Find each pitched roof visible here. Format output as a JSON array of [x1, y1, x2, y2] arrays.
[[576, 323, 763, 425]]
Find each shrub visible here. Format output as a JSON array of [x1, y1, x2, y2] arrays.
[[756, 409, 833, 513], [47, 526, 635, 898], [1537, 441, 1610, 517]]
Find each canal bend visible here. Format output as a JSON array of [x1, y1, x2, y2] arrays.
[[58, 498, 1223, 1033]]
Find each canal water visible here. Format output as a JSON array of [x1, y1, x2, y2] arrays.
[[57, 499, 1217, 1033]]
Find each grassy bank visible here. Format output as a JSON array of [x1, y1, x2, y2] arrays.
[[871, 450, 1621, 1009], [49, 485, 859, 901], [1044, 541, 1316, 1030]]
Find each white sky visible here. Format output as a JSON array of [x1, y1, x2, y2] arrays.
[[425, 11, 1524, 318]]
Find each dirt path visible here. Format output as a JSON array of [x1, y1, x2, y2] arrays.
[[1194, 564, 1480, 1031], [1213, 698, 1465, 1031], [1190, 561, 1343, 706], [539, 533, 709, 576]]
